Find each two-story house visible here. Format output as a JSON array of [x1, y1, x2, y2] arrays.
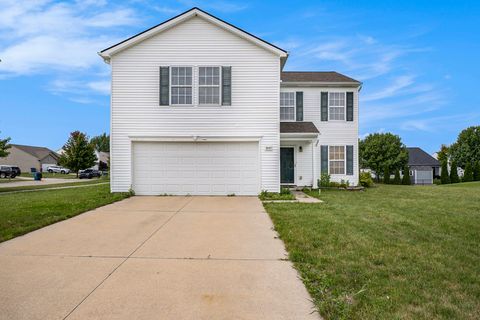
[[99, 7, 361, 195]]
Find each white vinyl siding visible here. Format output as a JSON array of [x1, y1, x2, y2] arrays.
[[110, 16, 281, 193], [280, 92, 295, 121], [280, 86, 359, 186], [329, 146, 345, 175], [170, 66, 193, 105], [328, 92, 345, 121], [198, 66, 221, 105]]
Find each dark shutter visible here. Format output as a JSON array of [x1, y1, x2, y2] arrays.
[[159, 67, 169, 106], [346, 145, 354, 175], [296, 91, 303, 121], [222, 66, 231, 106], [346, 92, 354, 121], [321, 92, 328, 121], [321, 145, 328, 174]]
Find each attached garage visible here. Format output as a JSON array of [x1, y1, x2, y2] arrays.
[[132, 141, 260, 195]]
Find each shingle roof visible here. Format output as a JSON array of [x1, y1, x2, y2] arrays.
[[280, 122, 320, 134], [12, 144, 59, 161], [407, 147, 440, 167], [281, 71, 360, 83]]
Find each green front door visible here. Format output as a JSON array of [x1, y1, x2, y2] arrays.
[[280, 147, 294, 184]]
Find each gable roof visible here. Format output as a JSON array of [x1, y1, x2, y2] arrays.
[[281, 71, 360, 84], [12, 144, 59, 161], [407, 147, 440, 167], [99, 7, 288, 62]]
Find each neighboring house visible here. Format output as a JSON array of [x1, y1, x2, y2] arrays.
[[99, 7, 361, 195], [92, 151, 110, 170], [432, 152, 464, 178], [0, 144, 59, 173], [407, 147, 440, 185]]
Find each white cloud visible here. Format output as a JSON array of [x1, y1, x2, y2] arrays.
[[87, 80, 111, 95], [362, 75, 415, 102]]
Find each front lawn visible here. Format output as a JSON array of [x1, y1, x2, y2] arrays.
[[0, 177, 108, 193], [20, 172, 78, 179], [264, 183, 480, 320], [0, 183, 131, 242]]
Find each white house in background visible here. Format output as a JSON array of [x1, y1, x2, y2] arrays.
[[99, 7, 361, 195]]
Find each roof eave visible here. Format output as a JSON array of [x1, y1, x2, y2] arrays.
[[281, 81, 362, 88]]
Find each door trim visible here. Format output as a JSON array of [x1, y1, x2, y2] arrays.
[[280, 146, 296, 185]]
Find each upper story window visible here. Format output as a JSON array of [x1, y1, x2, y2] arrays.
[[328, 92, 345, 120], [199, 67, 220, 105], [329, 146, 345, 175], [171, 66, 193, 105], [280, 92, 295, 121]]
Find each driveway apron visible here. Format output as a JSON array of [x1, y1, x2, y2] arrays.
[[0, 196, 319, 320]]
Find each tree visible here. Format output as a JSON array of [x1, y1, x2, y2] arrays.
[[463, 162, 473, 182], [90, 133, 109, 152], [58, 131, 96, 176], [401, 166, 411, 185], [383, 166, 391, 184], [0, 132, 11, 158], [449, 126, 480, 168], [436, 144, 450, 164], [450, 160, 460, 183], [474, 161, 480, 181], [440, 161, 450, 184], [359, 133, 409, 182], [393, 169, 401, 185]]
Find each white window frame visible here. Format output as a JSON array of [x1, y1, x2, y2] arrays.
[[170, 66, 193, 106], [329, 145, 346, 175], [198, 66, 222, 106], [280, 92, 296, 122], [328, 91, 346, 121]]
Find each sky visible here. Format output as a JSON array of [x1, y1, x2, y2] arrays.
[[0, 0, 479, 153]]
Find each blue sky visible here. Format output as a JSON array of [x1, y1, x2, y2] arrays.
[[1, 0, 479, 153]]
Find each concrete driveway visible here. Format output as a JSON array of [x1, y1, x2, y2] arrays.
[[0, 196, 319, 320]]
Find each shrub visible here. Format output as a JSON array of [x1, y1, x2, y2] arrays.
[[383, 166, 391, 184], [463, 162, 473, 182], [474, 161, 480, 181], [359, 171, 374, 188], [433, 178, 442, 185], [280, 187, 292, 195], [319, 173, 331, 188], [339, 179, 350, 188], [393, 169, 401, 185], [402, 167, 411, 185], [450, 161, 460, 183], [440, 161, 450, 184]]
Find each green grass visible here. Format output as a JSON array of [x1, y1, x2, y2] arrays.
[[20, 172, 78, 179], [263, 183, 480, 320], [0, 183, 130, 242], [0, 178, 19, 183], [259, 188, 296, 201], [0, 177, 108, 193]]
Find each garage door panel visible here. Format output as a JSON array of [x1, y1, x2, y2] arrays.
[[133, 142, 259, 195]]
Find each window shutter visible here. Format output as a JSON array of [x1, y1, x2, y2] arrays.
[[321, 92, 328, 121], [159, 66, 169, 106], [296, 91, 303, 121], [321, 145, 328, 173], [346, 145, 354, 175], [346, 92, 354, 121], [222, 66, 231, 106]]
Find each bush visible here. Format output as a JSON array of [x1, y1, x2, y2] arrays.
[[280, 187, 292, 195], [463, 162, 474, 182], [383, 167, 391, 184], [450, 161, 460, 183], [440, 161, 450, 184], [474, 161, 480, 181], [393, 169, 401, 185], [402, 167, 411, 185], [359, 172, 374, 188], [319, 173, 331, 188], [433, 178, 442, 185]]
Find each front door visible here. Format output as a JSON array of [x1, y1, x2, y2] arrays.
[[280, 147, 295, 184]]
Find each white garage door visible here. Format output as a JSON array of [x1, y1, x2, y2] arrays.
[[132, 141, 260, 195]]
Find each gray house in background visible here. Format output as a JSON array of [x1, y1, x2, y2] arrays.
[[407, 147, 440, 185], [0, 144, 59, 173]]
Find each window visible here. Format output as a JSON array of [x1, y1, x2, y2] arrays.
[[199, 67, 220, 105], [280, 92, 295, 121], [329, 146, 345, 174], [328, 92, 345, 120], [171, 67, 193, 105]]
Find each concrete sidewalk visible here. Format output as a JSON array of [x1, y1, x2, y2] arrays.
[[0, 177, 84, 188], [0, 196, 320, 320]]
